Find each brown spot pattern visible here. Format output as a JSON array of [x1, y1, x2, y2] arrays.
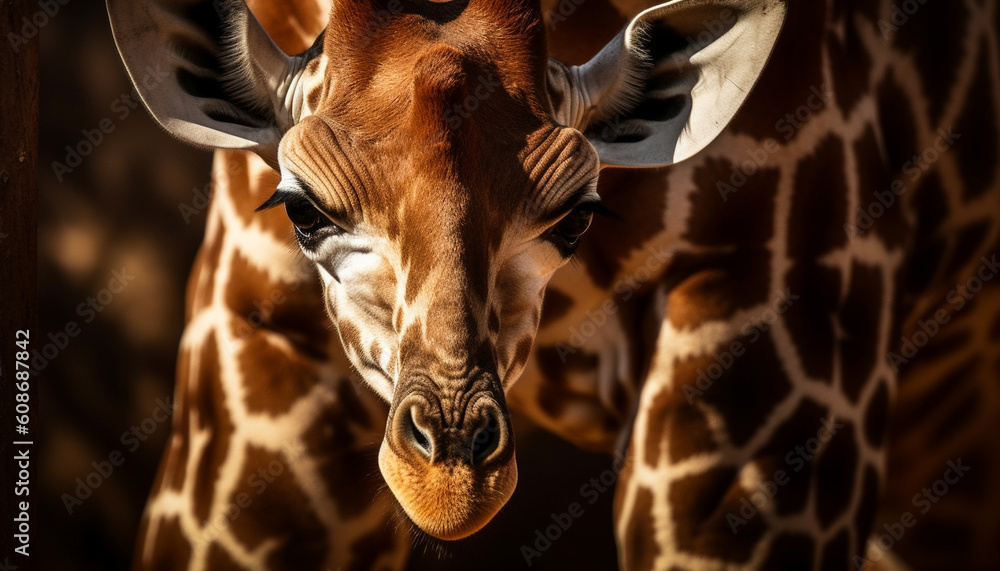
[[910, 169, 950, 237], [864, 380, 889, 449], [192, 331, 232, 526], [299, 387, 387, 520], [224, 250, 330, 356], [130, 0, 1000, 567], [757, 399, 830, 516], [826, 23, 871, 116], [166, 347, 194, 493], [225, 445, 328, 569], [761, 532, 816, 569], [893, 0, 969, 125], [678, 333, 793, 448], [853, 124, 908, 250], [307, 80, 323, 111], [666, 254, 772, 332], [237, 330, 321, 416], [788, 135, 849, 260], [685, 158, 779, 248], [904, 170, 950, 293], [852, 465, 881, 561], [783, 263, 841, 382], [581, 168, 668, 289], [145, 516, 192, 570], [815, 421, 858, 529], [876, 71, 919, 178], [664, 385, 718, 466], [840, 262, 883, 403], [669, 467, 764, 562], [820, 529, 850, 571]]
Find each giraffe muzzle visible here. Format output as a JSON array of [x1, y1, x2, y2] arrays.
[[379, 388, 518, 540]]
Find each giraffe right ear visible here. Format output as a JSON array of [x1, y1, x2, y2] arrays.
[[547, 0, 787, 167], [106, 0, 323, 166]]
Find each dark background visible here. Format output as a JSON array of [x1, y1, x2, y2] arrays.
[[38, 1, 213, 568], [36, 2, 619, 570]]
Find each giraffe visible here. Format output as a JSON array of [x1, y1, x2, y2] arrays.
[[104, 0, 1000, 569]]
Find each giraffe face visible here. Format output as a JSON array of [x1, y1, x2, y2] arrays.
[[275, 118, 599, 399], [268, 42, 601, 538]]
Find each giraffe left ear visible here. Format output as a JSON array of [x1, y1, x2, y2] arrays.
[[106, 0, 323, 167], [547, 0, 787, 167]]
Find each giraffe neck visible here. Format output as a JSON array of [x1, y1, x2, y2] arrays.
[[136, 149, 409, 569], [519, 0, 1000, 567], [134, 3, 412, 567]]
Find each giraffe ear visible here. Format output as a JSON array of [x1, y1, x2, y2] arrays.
[[106, 0, 323, 166], [547, 0, 787, 167]]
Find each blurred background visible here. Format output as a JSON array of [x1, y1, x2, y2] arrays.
[[38, 3, 619, 570], [39, 2, 212, 568]]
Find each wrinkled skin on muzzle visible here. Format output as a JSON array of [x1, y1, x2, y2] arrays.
[[379, 369, 516, 540]]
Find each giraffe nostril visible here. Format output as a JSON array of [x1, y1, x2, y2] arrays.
[[472, 409, 500, 464], [407, 408, 432, 458]]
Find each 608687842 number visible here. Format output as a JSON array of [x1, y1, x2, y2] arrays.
[[14, 330, 31, 433]]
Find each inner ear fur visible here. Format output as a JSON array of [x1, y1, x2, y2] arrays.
[[106, 0, 321, 163]]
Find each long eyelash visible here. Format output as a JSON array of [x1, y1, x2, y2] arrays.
[[255, 188, 296, 212], [582, 200, 621, 220]]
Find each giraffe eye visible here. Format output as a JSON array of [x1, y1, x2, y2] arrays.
[[285, 197, 330, 238], [551, 205, 594, 250]]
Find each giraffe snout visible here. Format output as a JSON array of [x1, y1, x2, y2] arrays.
[[392, 393, 509, 465], [379, 387, 518, 540]]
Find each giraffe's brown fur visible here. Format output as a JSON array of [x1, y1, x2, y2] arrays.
[[874, 0, 1000, 566], [122, 0, 1000, 568], [520, 0, 1000, 568]]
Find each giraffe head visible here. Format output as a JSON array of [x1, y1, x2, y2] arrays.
[[108, 0, 784, 540]]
